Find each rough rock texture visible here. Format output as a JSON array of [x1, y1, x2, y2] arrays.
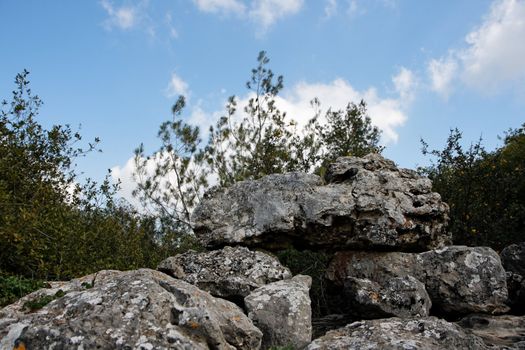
[[506, 272, 525, 313], [458, 314, 525, 349], [158, 246, 291, 301], [193, 154, 450, 252], [326, 246, 509, 315], [501, 243, 525, 313], [419, 246, 509, 315], [245, 275, 312, 350], [344, 276, 431, 318], [501, 243, 525, 276], [306, 317, 488, 350], [0, 269, 262, 350]]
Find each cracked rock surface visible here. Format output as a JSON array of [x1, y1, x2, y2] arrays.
[[245, 275, 312, 349], [306, 317, 488, 350], [157, 246, 291, 301], [327, 246, 509, 315], [193, 154, 450, 252], [0, 269, 262, 350]]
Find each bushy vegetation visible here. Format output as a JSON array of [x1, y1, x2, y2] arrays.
[[420, 126, 525, 249], [3, 52, 521, 316], [0, 71, 196, 304]]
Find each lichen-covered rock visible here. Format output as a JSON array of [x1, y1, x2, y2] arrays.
[[501, 242, 525, 276], [245, 275, 312, 350], [326, 246, 509, 315], [158, 246, 291, 301], [344, 276, 431, 318], [0, 269, 262, 350], [501, 243, 525, 313], [458, 314, 525, 349], [193, 154, 450, 252], [419, 246, 509, 314], [306, 317, 488, 350]]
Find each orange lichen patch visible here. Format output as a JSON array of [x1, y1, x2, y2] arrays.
[[369, 292, 380, 303], [188, 321, 200, 329], [232, 316, 241, 322]]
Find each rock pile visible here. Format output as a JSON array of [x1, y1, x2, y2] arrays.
[[1, 153, 523, 349]]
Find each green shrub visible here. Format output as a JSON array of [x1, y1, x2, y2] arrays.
[[0, 274, 49, 307]]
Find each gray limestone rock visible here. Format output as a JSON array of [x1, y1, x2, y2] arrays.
[[158, 246, 291, 301], [245, 275, 312, 350], [326, 246, 509, 315], [418, 246, 509, 314], [501, 243, 525, 313], [193, 154, 450, 252], [306, 317, 488, 350], [344, 275, 431, 318], [501, 242, 525, 276], [458, 314, 525, 349], [0, 269, 262, 350]]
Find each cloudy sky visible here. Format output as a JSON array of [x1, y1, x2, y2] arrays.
[[1, 0, 524, 203]]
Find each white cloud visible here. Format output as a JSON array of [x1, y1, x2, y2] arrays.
[[460, 0, 525, 91], [324, 0, 338, 19], [193, 0, 246, 15], [393, 67, 417, 103], [427, 0, 525, 96], [249, 0, 303, 30], [347, 0, 359, 17], [166, 72, 190, 98], [100, 0, 137, 30], [427, 56, 458, 99], [191, 0, 304, 31], [275, 79, 408, 143]]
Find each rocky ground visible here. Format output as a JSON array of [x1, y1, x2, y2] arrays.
[[1, 154, 524, 349]]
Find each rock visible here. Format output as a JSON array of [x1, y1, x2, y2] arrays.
[[344, 276, 431, 318], [501, 243, 525, 313], [306, 317, 488, 350], [506, 271, 525, 313], [311, 314, 355, 340], [193, 154, 450, 252], [458, 314, 525, 349], [326, 246, 509, 315], [158, 246, 291, 302], [419, 246, 509, 315], [245, 275, 312, 350], [0, 269, 262, 350], [501, 242, 525, 276]]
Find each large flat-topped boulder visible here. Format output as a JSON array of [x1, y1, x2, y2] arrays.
[[193, 154, 450, 251]]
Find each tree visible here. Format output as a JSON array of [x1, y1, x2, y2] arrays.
[[134, 51, 385, 228], [205, 51, 296, 187], [0, 71, 176, 280], [420, 125, 525, 249]]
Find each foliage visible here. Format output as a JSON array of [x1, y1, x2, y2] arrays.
[[0, 71, 179, 283], [23, 289, 66, 312], [420, 125, 525, 249], [276, 248, 333, 318], [135, 51, 383, 228], [0, 274, 49, 307]]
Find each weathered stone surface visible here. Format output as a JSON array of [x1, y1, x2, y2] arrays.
[[458, 314, 525, 349], [419, 246, 509, 314], [327, 246, 509, 315], [306, 317, 488, 350], [344, 275, 431, 318], [0, 269, 262, 350], [158, 246, 291, 301], [245, 275, 312, 350], [501, 243, 525, 313], [506, 271, 525, 313], [193, 154, 450, 252], [501, 242, 525, 276]]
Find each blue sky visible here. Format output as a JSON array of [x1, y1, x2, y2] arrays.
[[1, 0, 524, 202]]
